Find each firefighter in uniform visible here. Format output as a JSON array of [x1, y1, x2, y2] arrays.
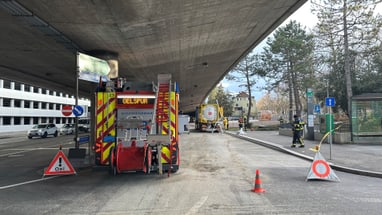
[[291, 115, 305, 148], [223, 117, 228, 130]]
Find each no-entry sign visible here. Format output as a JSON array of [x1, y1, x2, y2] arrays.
[[62, 105, 72, 116]]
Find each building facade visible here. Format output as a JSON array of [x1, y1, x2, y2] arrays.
[[0, 79, 90, 133], [232, 91, 257, 118]]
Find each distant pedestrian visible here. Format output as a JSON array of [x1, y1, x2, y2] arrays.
[[223, 117, 228, 130], [291, 115, 305, 148], [238, 117, 243, 129]]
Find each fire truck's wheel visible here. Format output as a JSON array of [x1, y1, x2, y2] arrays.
[[144, 148, 151, 174], [171, 165, 179, 173], [109, 147, 117, 176]]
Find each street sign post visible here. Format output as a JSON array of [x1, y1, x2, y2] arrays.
[[306, 88, 314, 140], [325, 97, 335, 160]]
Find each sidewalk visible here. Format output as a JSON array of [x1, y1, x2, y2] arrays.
[[226, 130, 382, 178]]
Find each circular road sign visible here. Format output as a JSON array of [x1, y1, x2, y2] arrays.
[[72, 105, 84, 117], [312, 159, 330, 178], [62, 105, 72, 116]]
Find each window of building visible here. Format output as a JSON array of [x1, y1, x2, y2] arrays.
[[33, 117, 38, 124], [14, 99, 21, 108], [3, 98, 11, 107], [3, 80, 11, 89], [41, 88, 47, 94], [49, 103, 54, 110], [33, 87, 39, 93], [55, 117, 61, 124], [49, 90, 54, 96], [56, 104, 61, 110], [24, 100, 30, 108], [14, 117, 21, 125], [33, 101, 39, 109], [41, 102, 47, 109], [49, 117, 54, 123], [3, 117, 11, 125], [24, 117, 30, 125], [41, 118, 47, 123], [62, 118, 67, 124], [24, 84, 31, 92], [14, 82, 21, 90]]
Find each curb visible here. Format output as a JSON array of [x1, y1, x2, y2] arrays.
[[226, 131, 382, 179]]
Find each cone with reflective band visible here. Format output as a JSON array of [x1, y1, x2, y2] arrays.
[[252, 169, 265, 193]]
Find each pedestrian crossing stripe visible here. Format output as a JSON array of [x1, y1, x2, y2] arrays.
[[306, 151, 340, 182], [44, 150, 76, 176]]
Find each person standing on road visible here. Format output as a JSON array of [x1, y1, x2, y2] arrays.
[[223, 117, 228, 130], [291, 115, 305, 148], [238, 117, 243, 129]]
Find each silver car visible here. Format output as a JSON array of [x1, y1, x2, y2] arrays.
[[59, 124, 75, 135], [27, 123, 58, 139]]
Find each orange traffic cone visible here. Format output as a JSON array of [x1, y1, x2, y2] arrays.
[[252, 169, 265, 193]]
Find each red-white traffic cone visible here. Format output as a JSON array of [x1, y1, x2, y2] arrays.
[[252, 169, 265, 193]]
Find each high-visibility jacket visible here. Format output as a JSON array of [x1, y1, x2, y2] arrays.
[[293, 119, 304, 131]]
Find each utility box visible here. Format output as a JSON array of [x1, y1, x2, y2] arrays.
[[320, 114, 334, 134], [178, 115, 190, 134]]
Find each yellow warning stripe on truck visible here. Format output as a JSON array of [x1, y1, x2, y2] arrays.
[[95, 92, 116, 165], [161, 146, 171, 163]]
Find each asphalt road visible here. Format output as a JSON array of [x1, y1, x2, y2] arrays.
[[0, 132, 381, 214]]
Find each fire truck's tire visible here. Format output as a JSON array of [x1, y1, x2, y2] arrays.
[[145, 148, 151, 174], [109, 147, 117, 176], [171, 165, 179, 173]]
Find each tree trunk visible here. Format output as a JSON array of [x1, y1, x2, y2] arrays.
[[287, 65, 294, 122], [246, 69, 252, 122], [343, 0, 353, 138]]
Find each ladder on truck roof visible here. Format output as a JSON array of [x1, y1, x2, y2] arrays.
[[151, 74, 172, 175]]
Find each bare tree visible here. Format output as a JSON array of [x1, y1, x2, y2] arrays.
[[226, 54, 264, 120]]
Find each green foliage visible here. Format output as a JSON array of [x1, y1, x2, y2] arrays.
[[261, 20, 314, 120], [312, 0, 382, 114]]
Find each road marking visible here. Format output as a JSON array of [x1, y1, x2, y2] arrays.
[[0, 149, 37, 158], [185, 195, 209, 215], [0, 176, 59, 190]]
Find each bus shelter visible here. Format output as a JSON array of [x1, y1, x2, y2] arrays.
[[352, 93, 382, 143]]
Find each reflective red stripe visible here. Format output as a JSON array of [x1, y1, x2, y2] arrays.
[[161, 152, 171, 163]]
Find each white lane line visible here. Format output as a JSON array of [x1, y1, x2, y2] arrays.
[[0, 176, 59, 190], [0, 149, 37, 158], [0, 147, 75, 157], [185, 195, 209, 215]]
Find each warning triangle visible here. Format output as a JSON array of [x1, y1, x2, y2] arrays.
[[306, 151, 340, 182], [44, 150, 76, 176]]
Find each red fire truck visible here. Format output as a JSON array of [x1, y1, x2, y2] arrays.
[[94, 74, 180, 175]]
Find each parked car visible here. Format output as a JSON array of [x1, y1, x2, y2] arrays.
[[27, 123, 58, 139], [78, 118, 90, 133], [59, 124, 75, 135]]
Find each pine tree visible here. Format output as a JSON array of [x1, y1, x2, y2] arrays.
[[261, 20, 314, 121]]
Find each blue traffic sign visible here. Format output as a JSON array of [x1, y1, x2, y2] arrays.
[[314, 104, 320, 113], [325, 97, 335, 107], [78, 135, 90, 144], [72, 105, 84, 117]]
